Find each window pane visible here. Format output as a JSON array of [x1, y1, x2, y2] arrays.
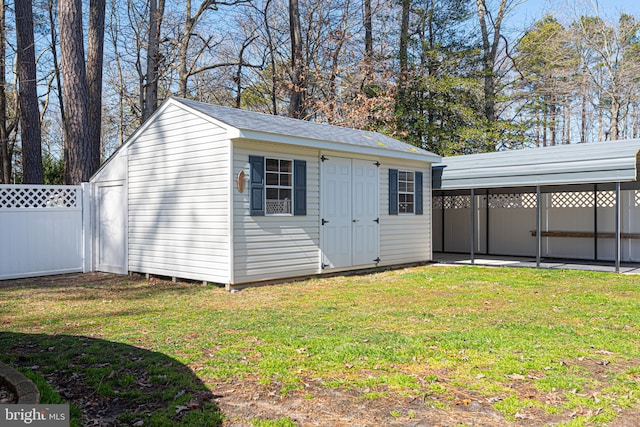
[[280, 173, 292, 186], [266, 173, 279, 185], [266, 158, 279, 171], [279, 189, 292, 200], [398, 171, 415, 214], [266, 188, 278, 199], [264, 158, 293, 214], [280, 160, 292, 172]]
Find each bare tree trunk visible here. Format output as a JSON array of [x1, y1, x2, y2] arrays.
[[288, 0, 305, 119], [542, 103, 548, 147], [476, 0, 507, 125], [397, 0, 410, 102], [234, 35, 258, 109], [60, 0, 93, 184], [177, 0, 201, 97], [47, 0, 67, 173], [143, 0, 164, 119], [0, 0, 8, 183], [610, 98, 620, 140], [598, 102, 604, 141], [16, 0, 43, 183], [363, 0, 373, 83], [564, 98, 570, 144], [549, 93, 556, 146], [87, 0, 106, 164], [108, 0, 125, 145], [535, 108, 540, 148], [262, 0, 277, 115], [580, 64, 587, 143]]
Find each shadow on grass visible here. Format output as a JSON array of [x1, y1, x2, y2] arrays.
[[0, 332, 223, 426], [0, 272, 220, 302]]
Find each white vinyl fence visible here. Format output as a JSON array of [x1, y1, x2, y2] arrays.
[[0, 184, 90, 280]]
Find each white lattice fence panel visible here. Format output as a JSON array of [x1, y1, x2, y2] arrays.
[[488, 193, 536, 209], [0, 185, 81, 209], [432, 196, 443, 210], [443, 195, 471, 210], [551, 191, 595, 208], [597, 191, 616, 208]]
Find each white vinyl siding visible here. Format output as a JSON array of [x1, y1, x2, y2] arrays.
[[380, 161, 432, 266], [127, 103, 231, 283], [233, 141, 320, 283]]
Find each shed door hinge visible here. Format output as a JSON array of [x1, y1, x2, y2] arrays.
[[322, 218, 329, 225], [373, 218, 379, 223], [322, 263, 330, 269], [321, 155, 328, 162], [374, 161, 380, 167], [373, 257, 381, 264]]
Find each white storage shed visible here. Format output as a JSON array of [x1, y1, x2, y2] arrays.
[[90, 97, 441, 287]]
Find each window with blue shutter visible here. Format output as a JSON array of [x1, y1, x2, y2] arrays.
[[249, 156, 306, 216], [249, 155, 265, 215], [415, 171, 423, 215], [389, 168, 423, 215], [389, 169, 398, 215], [293, 160, 306, 215]]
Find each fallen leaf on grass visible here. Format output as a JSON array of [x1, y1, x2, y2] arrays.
[[506, 373, 526, 380]]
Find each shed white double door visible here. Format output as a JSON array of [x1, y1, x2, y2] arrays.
[[321, 156, 379, 269]]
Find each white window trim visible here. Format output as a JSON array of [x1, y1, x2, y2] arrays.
[[265, 157, 294, 216], [398, 170, 415, 215]]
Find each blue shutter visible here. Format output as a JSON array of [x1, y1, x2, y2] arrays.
[[415, 171, 423, 215], [249, 155, 265, 216], [293, 160, 307, 215], [389, 169, 398, 215]]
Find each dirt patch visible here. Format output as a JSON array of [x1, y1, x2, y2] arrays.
[[212, 379, 515, 426]]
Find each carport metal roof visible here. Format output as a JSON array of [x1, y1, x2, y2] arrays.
[[433, 139, 640, 191]]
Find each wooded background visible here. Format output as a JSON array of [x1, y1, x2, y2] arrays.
[[2, 0, 639, 184]]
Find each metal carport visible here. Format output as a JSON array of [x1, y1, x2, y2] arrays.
[[432, 140, 640, 272]]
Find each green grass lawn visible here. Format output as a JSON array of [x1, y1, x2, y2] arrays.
[[1, 266, 639, 426]]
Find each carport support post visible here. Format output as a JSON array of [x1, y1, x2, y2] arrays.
[[615, 182, 621, 273], [470, 188, 475, 264], [536, 185, 541, 268]]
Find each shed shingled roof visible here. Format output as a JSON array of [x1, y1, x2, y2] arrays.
[[433, 140, 640, 190], [174, 97, 440, 161]]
